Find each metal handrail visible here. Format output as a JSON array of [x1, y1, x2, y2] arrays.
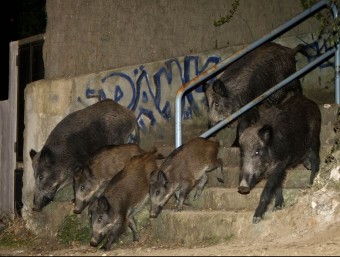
[[174, 0, 339, 147]]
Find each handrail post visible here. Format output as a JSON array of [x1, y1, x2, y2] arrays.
[[331, 3, 340, 104]]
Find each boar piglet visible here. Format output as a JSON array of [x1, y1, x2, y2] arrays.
[[88, 149, 159, 251], [149, 137, 224, 218], [73, 143, 147, 214], [238, 95, 321, 224], [29, 99, 139, 212], [204, 42, 309, 147]]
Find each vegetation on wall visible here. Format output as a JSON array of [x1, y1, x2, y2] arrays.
[[300, 0, 339, 46], [213, 0, 339, 48], [213, 0, 240, 27]]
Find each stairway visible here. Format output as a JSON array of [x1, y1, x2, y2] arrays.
[[148, 102, 339, 246]]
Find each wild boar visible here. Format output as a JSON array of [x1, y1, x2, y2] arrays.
[[73, 143, 146, 214], [29, 99, 139, 211], [203, 42, 308, 146], [149, 137, 224, 218], [237, 95, 321, 224], [88, 149, 159, 251]]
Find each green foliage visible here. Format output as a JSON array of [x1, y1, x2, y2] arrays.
[[57, 214, 91, 245], [300, 0, 340, 46], [0, 215, 36, 249], [214, 0, 240, 26]]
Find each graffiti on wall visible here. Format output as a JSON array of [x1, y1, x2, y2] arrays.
[[82, 34, 336, 133], [85, 55, 221, 132], [299, 33, 335, 69]]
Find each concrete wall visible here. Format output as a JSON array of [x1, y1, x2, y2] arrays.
[[43, 0, 319, 79]]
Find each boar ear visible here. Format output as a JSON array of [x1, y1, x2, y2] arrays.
[[259, 124, 273, 144], [88, 197, 97, 214], [74, 166, 83, 174], [238, 120, 250, 136], [40, 147, 55, 164], [98, 196, 110, 211], [202, 82, 211, 92], [212, 79, 228, 97], [150, 170, 158, 184], [29, 149, 37, 160], [158, 170, 169, 186]]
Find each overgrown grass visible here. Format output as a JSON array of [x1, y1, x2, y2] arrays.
[[0, 214, 36, 248], [56, 214, 92, 245]]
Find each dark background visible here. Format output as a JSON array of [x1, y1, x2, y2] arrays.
[[1, 0, 46, 100]]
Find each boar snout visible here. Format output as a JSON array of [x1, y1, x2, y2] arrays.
[[73, 209, 81, 214], [150, 205, 163, 218], [238, 178, 250, 194], [73, 201, 86, 214], [90, 239, 99, 247], [32, 195, 53, 211], [238, 186, 250, 194]]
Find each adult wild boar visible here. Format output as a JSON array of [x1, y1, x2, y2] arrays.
[[237, 95, 321, 224], [29, 99, 139, 212], [149, 137, 224, 218], [203, 42, 308, 146], [73, 143, 146, 214], [88, 149, 159, 251]]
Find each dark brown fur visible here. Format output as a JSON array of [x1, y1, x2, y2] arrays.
[[238, 95, 321, 224], [149, 137, 224, 218], [88, 149, 159, 251], [30, 99, 139, 211], [204, 42, 307, 146], [73, 143, 146, 214]]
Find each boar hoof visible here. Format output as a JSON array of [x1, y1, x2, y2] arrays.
[[272, 204, 284, 212], [252, 216, 262, 224], [32, 207, 42, 212], [100, 245, 110, 251]]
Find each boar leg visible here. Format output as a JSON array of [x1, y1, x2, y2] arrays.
[[177, 181, 195, 211], [253, 163, 287, 224], [215, 158, 224, 183], [101, 217, 126, 251], [272, 186, 284, 211], [308, 142, 320, 186], [194, 173, 208, 200], [128, 216, 140, 242]]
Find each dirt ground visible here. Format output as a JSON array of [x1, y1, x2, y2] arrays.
[[1, 186, 339, 256]]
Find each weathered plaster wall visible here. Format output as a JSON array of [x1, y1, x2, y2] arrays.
[[43, 0, 319, 79]]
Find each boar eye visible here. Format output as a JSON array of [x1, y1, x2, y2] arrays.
[[155, 189, 160, 196], [255, 151, 259, 155], [214, 102, 219, 107], [80, 185, 85, 191], [98, 216, 102, 223], [38, 174, 43, 180]]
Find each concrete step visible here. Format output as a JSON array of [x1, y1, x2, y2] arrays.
[[150, 209, 252, 245], [149, 205, 301, 246], [187, 187, 304, 211], [149, 187, 310, 245], [163, 187, 304, 212], [206, 164, 318, 189]]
